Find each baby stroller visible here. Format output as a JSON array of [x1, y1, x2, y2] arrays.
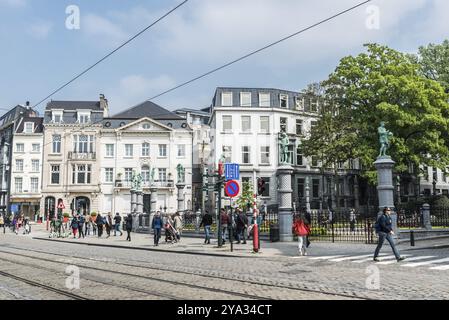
[[164, 221, 179, 244]]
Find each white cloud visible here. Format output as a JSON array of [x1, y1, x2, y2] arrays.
[[108, 74, 176, 113], [83, 14, 129, 46], [27, 21, 53, 39]]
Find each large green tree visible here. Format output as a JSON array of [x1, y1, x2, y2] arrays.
[[302, 43, 449, 183], [417, 40, 449, 92]]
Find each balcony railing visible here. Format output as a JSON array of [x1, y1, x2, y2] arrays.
[[115, 180, 175, 188], [68, 152, 96, 160]]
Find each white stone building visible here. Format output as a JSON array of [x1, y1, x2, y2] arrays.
[[100, 101, 193, 215]]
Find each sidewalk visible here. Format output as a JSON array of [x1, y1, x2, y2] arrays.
[[26, 223, 449, 258]]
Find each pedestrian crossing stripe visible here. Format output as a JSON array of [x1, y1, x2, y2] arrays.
[[375, 256, 436, 265], [402, 257, 449, 268], [291, 253, 449, 270]]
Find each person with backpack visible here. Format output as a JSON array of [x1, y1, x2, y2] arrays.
[[78, 214, 85, 238], [199, 210, 213, 244], [125, 213, 133, 241], [293, 214, 310, 256], [373, 207, 405, 262], [152, 212, 164, 246], [114, 213, 123, 236], [70, 215, 79, 239]]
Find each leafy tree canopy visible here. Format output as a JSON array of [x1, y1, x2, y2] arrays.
[[302, 43, 449, 182], [417, 39, 449, 92]]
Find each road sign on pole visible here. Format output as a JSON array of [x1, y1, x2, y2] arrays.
[[225, 163, 240, 181], [225, 180, 240, 198], [58, 202, 65, 210]]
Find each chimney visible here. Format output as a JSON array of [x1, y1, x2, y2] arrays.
[[99, 94, 109, 117]]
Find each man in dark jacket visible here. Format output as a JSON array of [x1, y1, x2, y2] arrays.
[[374, 207, 405, 262], [96, 213, 104, 238], [152, 212, 163, 246], [78, 214, 85, 239], [114, 213, 123, 236], [219, 209, 230, 245], [199, 211, 213, 244], [235, 209, 248, 244], [125, 213, 133, 241]]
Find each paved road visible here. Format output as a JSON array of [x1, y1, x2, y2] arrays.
[[0, 233, 448, 300]]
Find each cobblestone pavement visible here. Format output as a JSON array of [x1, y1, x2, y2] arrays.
[[1, 228, 449, 300]]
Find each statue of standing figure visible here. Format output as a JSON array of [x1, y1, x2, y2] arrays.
[[378, 121, 393, 157], [176, 164, 185, 183], [279, 131, 291, 164]]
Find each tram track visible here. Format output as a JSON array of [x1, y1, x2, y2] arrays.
[[0, 270, 89, 300], [0, 245, 370, 300], [0, 249, 271, 300]]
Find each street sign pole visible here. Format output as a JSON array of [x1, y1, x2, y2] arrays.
[[229, 197, 233, 252], [217, 176, 223, 248]]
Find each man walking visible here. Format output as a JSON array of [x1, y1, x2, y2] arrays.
[[220, 209, 230, 245], [125, 213, 133, 241], [374, 207, 405, 262], [96, 213, 104, 238], [152, 212, 163, 246], [78, 214, 85, 239], [199, 210, 213, 244], [105, 213, 113, 238], [235, 208, 248, 244], [114, 213, 123, 236]]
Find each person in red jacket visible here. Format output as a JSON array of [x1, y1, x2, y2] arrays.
[[293, 214, 310, 256]]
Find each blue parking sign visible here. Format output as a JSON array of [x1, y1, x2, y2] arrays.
[[225, 163, 240, 181]]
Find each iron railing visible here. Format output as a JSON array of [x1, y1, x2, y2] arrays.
[[430, 207, 449, 228]]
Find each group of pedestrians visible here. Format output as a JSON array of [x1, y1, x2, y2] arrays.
[[151, 211, 183, 246], [51, 212, 133, 241], [199, 208, 263, 246], [0, 213, 31, 235]]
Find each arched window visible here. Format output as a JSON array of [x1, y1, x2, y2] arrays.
[[142, 166, 150, 183]]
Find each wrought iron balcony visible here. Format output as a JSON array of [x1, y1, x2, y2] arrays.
[[115, 180, 175, 189], [68, 152, 96, 161]]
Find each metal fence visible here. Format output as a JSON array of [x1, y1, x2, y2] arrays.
[[306, 210, 378, 244], [430, 207, 449, 228], [397, 207, 423, 229]]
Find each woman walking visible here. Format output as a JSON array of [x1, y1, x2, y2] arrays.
[[125, 213, 133, 241], [293, 214, 310, 256]]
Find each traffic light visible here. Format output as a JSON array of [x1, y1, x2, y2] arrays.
[[257, 178, 265, 196]]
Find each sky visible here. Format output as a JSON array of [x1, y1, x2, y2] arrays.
[[0, 0, 448, 116]]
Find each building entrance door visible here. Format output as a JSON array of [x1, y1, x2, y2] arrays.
[[72, 197, 90, 215]]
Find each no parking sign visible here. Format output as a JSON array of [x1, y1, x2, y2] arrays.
[[225, 180, 240, 198]]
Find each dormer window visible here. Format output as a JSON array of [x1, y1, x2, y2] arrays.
[[24, 122, 34, 133], [222, 92, 233, 106], [280, 94, 289, 108], [142, 123, 151, 130], [78, 112, 91, 124], [295, 97, 304, 110], [52, 111, 63, 123]]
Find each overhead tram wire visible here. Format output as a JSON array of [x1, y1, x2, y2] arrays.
[[31, 0, 190, 110], [15, 0, 371, 155], [5, 0, 190, 154], [146, 0, 372, 102]]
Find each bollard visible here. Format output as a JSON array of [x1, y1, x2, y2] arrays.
[[410, 230, 415, 247]]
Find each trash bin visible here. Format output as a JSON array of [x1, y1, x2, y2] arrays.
[[270, 223, 280, 242]]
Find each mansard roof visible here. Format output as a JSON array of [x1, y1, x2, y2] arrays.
[[112, 101, 182, 120]]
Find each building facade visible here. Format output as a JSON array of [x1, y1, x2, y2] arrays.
[[40, 96, 108, 218], [207, 87, 365, 213], [0, 104, 38, 217], [10, 116, 44, 220], [100, 101, 193, 215]]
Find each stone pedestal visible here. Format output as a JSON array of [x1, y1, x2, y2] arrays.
[[176, 183, 186, 213], [422, 203, 432, 230], [131, 191, 137, 213], [277, 165, 294, 242], [374, 156, 398, 239], [136, 191, 143, 215], [149, 187, 158, 233]]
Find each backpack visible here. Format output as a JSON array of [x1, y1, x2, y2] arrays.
[[374, 215, 382, 233]]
